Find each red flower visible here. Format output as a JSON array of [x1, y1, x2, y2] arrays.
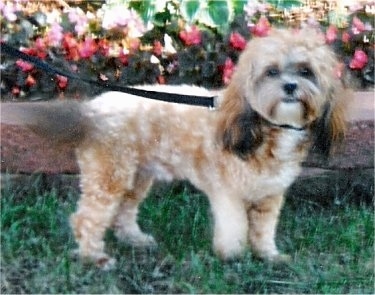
[[349, 49, 368, 69], [230, 32, 247, 50], [16, 59, 34, 72], [157, 75, 166, 84], [25, 74, 36, 87], [251, 16, 271, 37], [222, 58, 235, 85], [342, 32, 351, 43], [12, 86, 20, 96], [325, 25, 338, 44], [179, 25, 201, 46], [12, 86, 21, 96], [153, 40, 163, 56], [118, 48, 128, 65], [21, 47, 37, 56], [62, 33, 80, 61], [98, 39, 110, 56], [34, 38, 48, 59], [56, 75, 68, 89]]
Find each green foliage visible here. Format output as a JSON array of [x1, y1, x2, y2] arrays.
[[1, 0, 373, 100]]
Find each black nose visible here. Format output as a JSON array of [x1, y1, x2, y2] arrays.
[[283, 82, 298, 95]]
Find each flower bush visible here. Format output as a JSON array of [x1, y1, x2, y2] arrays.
[[0, 0, 373, 100]]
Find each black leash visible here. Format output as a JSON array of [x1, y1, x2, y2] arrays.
[[1, 43, 217, 108]]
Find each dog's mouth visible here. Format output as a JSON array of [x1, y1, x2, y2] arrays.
[[281, 97, 301, 103]]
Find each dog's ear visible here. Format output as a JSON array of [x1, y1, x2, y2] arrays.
[[217, 85, 264, 159], [311, 87, 348, 158]]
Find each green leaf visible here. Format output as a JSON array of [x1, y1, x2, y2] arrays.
[[180, 0, 201, 22], [207, 0, 231, 27], [128, 0, 156, 23], [266, 0, 303, 10], [231, 0, 248, 15]]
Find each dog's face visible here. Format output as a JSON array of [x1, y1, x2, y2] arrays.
[[238, 29, 341, 129], [219, 28, 347, 158]]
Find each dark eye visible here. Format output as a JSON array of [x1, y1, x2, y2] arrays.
[[299, 67, 314, 78], [266, 67, 280, 77]]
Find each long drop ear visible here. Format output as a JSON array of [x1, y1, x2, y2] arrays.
[[217, 84, 264, 160], [311, 86, 349, 158]]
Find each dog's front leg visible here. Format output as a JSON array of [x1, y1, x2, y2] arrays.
[[209, 193, 249, 259], [70, 191, 122, 270], [247, 194, 290, 262]]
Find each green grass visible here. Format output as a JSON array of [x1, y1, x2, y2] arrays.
[[1, 176, 374, 294]]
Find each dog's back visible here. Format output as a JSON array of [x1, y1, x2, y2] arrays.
[[1, 85, 214, 146]]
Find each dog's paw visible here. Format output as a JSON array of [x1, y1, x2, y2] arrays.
[[267, 253, 291, 264], [70, 249, 117, 270], [95, 255, 117, 271], [116, 230, 157, 248], [128, 233, 157, 248], [256, 252, 291, 264]]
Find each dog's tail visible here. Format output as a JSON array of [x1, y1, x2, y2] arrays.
[[1, 101, 90, 145]]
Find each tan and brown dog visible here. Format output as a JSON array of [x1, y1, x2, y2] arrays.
[[2, 28, 349, 269]]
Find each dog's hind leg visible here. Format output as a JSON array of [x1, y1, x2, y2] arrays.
[[113, 171, 156, 247], [247, 194, 290, 262], [70, 145, 128, 270]]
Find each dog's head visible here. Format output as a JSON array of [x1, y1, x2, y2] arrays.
[[218, 28, 348, 159]]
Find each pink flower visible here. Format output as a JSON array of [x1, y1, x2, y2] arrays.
[[222, 58, 235, 85], [78, 38, 98, 59], [46, 22, 64, 47], [348, 3, 363, 13], [1, 2, 17, 22], [68, 7, 89, 36], [349, 49, 368, 70], [244, 1, 270, 17], [229, 32, 247, 50], [16, 60, 34, 72], [351, 16, 365, 35], [251, 17, 271, 37], [325, 25, 338, 44], [101, 7, 145, 37], [342, 31, 351, 43], [35, 38, 47, 52], [179, 25, 201, 46]]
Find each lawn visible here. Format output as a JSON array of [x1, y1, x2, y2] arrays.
[[1, 175, 374, 294]]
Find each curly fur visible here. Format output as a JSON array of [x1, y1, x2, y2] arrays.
[[1, 28, 349, 269]]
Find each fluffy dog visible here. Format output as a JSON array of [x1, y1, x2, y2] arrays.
[[2, 28, 348, 269]]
